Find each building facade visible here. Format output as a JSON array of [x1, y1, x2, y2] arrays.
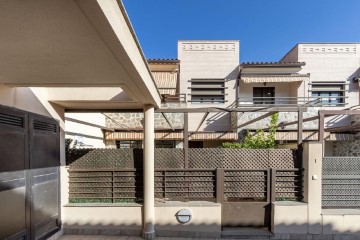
[[65, 42, 360, 152]]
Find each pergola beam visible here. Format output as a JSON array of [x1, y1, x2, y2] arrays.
[[318, 110, 360, 141], [194, 112, 210, 133], [161, 113, 175, 131]]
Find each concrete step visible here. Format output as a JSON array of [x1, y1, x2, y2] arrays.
[[221, 227, 274, 239]]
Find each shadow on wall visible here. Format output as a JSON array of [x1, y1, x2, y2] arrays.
[[61, 206, 360, 239]]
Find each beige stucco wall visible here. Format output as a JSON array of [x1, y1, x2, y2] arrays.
[[272, 202, 308, 234], [63, 205, 142, 230], [62, 203, 221, 237], [155, 204, 221, 237], [322, 210, 360, 234]]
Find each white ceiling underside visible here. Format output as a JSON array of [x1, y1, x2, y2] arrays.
[[0, 0, 161, 109]]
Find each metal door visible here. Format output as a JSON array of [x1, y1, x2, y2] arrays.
[[221, 169, 272, 229], [0, 106, 28, 240], [29, 113, 60, 240], [0, 105, 60, 240]]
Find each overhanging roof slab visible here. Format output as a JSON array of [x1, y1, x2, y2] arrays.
[[0, 0, 160, 107]]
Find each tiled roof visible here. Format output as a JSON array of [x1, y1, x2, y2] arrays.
[[241, 62, 305, 67], [147, 59, 179, 64]]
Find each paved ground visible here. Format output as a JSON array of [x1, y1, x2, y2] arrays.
[[58, 236, 264, 240]]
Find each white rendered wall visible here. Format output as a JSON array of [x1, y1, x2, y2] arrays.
[[298, 44, 360, 105], [298, 44, 360, 128], [65, 113, 106, 148], [178, 41, 239, 132]]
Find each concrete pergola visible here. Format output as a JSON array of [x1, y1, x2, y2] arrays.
[[0, 0, 160, 239]]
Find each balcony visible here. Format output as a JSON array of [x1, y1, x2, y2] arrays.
[[162, 93, 186, 103], [237, 96, 347, 108]]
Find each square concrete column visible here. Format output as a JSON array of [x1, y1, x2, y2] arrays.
[[303, 141, 323, 234], [143, 105, 155, 239]]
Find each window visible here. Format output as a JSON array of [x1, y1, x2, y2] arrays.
[[116, 140, 142, 149], [189, 79, 226, 103], [253, 87, 275, 104], [155, 140, 175, 148], [310, 82, 345, 105]]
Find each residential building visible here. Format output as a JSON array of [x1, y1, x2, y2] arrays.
[[66, 42, 360, 152], [2, 1, 360, 240]]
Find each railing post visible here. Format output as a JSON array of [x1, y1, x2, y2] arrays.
[[216, 168, 224, 203], [270, 168, 276, 202], [112, 170, 115, 203], [267, 169, 271, 202], [164, 170, 166, 199]]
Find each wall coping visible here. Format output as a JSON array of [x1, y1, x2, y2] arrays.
[[322, 209, 360, 215], [64, 203, 142, 207], [273, 201, 308, 206], [64, 201, 221, 208], [155, 201, 221, 207]]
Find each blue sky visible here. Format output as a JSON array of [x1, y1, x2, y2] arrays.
[[123, 0, 360, 62]]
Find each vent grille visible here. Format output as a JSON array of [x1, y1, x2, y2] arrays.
[[34, 120, 57, 132], [35, 217, 59, 240], [0, 113, 23, 128]]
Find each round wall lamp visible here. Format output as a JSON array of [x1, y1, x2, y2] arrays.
[[176, 209, 192, 224]]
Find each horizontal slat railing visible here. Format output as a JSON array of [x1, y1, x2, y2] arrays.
[[68, 168, 304, 204], [275, 168, 304, 201], [237, 96, 347, 107]]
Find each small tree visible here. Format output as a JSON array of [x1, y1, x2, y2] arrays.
[[222, 113, 279, 149]]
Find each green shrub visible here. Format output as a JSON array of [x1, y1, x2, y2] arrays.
[[222, 113, 279, 149]]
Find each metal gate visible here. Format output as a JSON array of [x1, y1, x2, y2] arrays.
[[219, 169, 272, 228], [322, 157, 360, 208], [220, 168, 302, 229], [0, 105, 60, 240]]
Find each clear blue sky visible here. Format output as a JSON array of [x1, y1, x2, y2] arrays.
[[123, 0, 360, 62]]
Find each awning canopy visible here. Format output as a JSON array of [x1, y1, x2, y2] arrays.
[[105, 131, 238, 141], [151, 72, 177, 95], [241, 74, 310, 83]]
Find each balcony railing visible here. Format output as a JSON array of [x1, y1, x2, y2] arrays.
[[162, 93, 186, 103], [237, 96, 347, 107]]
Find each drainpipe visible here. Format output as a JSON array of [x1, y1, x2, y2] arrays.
[[143, 105, 155, 239]]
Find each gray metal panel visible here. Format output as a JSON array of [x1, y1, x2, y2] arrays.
[[322, 157, 360, 208], [29, 113, 60, 239], [0, 187, 26, 240], [222, 202, 270, 227], [0, 106, 28, 240], [0, 105, 27, 172]]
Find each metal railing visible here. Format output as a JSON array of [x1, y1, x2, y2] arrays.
[[237, 96, 347, 107], [68, 168, 303, 203], [162, 93, 186, 103]]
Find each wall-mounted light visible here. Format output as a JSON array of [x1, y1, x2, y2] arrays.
[[263, 82, 267, 86], [176, 209, 192, 224]]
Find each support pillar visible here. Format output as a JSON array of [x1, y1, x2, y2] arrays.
[[303, 142, 323, 234], [143, 105, 155, 239]]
